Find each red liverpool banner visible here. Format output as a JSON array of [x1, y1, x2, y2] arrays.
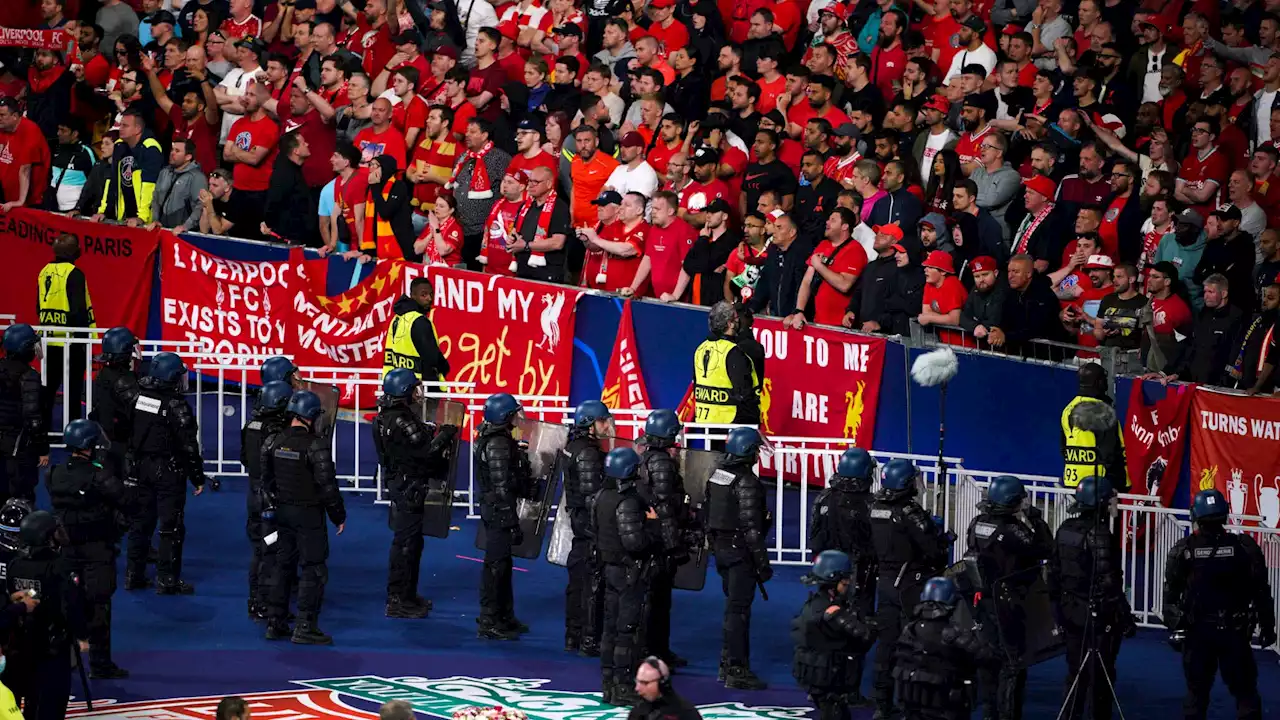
[[425, 266, 581, 400], [0, 208, 158, 336], [1189, 389, 1280, 528], [1124, 382, 1193, 506], [0, 27, 66, 49], [159, 236, 295, 377], [601, 301, 651, 438]]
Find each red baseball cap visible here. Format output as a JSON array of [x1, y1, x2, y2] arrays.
[[497, 20, 519, 41], [650, 0, 675, 8], [1001, 23, 1024, 35], [891, 243, 908, 254], [873, 223, 904, 241], [923, 250, 955, 274], [971, 255, 998, 274], [1084, 254, 1116, 270], [819, 2, 850, 20], [1024, 174, 1057, 200], [505, 168, 531, 185], [922, 94, 950, 114]]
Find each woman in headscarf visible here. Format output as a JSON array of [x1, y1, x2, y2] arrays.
[[363, 154, 419, 262]]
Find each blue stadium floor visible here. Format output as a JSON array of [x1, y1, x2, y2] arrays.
[[49, 473, 1276, 720]]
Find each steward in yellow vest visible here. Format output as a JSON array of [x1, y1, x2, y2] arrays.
[[1060, 363, 1128, 490], [692, 301, 759, 424], [382, 277, 450, 383], [38, 234, 95, 335]]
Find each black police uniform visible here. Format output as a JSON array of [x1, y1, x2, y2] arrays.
[[473, 421, 529, 633], [706, 455, 772, 677], [810, 476, 878, 698], [261, 424, 347, 634], [593, 474, 659, 700], [241, 406, 290, 616], [1048, 509, 1133, 720], [4, 537, 89, 720], [563, 427, 607, 651], [627, 688, 702, 720], [88, 360, 139, 477], [965, 505, 1052, 720], [1164, 524, 1276, 720], [48, 454, 127, 675], [891, 598, 994, 720], [126, 376, 204, 589], [868, 492, 950, 711], [0, 355, 48, 504], [791, 584, 877, 720], [372, 398, 455, 610], [636, 443, 688, 662]]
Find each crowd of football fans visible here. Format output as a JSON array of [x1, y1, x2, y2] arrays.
[[2, 0, 1280, 391]]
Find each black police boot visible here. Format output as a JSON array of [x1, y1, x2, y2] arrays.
[[386, 597, 429, 619], [265, 618, 292, 640], [578, 638, 601, 657], [292, 618, 334, 645], [600, 672, 615, 705], [717, 650, 728, 682], [156, 579, 196, 595], [89, 662, 130, 680], [724, 666, 768, 690], [410, 595, 433, 613], [609, 683, 641, 707], [124, 572, 152, 591], [477, 617, 520, 640], [871, 704, 899, 720], [248, 600, 269, 621], [845, 692, 873, 709], [502, 616, 530, 634]]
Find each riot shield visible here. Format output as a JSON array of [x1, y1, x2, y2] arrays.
[[415, 398, 467, 539], [944, 557, 984, 634], [991, 565, 1066, 669], [547, 436, 635, 566], [298, 380, 340, 441], [475, 418, 569, 559], [672, 447, 719, 591]]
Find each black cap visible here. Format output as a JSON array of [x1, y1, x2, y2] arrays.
[[295, 0, 317, 9], [763, 109, 786, 127], [592, 190, 623, 206], [704, 198, 732, 214], [235, 35, 266, 54], [963, 91, 996, 116], [393, 28, 422, 46], [1211, 205, 1243, 223], [832, 122, 861, 138], [693, 147, 720, 165], [150, 9, 177, 26], [961, 15, 986, 34], [517, 116, 545, 134], [553, 23, 583, 37]]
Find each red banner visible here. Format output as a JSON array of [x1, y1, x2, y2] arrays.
[[601, 301, 651, 438], [159, 236, 296, 379], [425, 266, 581, 401], [1189, 389, 1280, 528], [1124, 382, 1193, 506], [0, 27, 66, 49], [0, 208, 158, 336]]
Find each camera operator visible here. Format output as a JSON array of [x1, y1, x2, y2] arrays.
[[629, 656, 701, 720]]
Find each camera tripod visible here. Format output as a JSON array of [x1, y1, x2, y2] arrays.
[[1055, 508, 1126, 720]]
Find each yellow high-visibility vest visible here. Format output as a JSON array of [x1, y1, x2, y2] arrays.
[[693, 338, 757, 423], [1061, 395, 1103, 488], [382, 310, 442, 381], [37, 261, 95, 344]]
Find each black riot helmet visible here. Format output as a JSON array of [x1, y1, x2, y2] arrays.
[[19, 510, 59, 549]]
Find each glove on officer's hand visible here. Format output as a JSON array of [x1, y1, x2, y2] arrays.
[[1259, 626, 1277, 648], [757, 563, 774, 583], [439, 424, 459, 439]]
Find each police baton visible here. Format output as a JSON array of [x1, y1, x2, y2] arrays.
[[72, 641, 94, 711], [756, 576, 769, 602]]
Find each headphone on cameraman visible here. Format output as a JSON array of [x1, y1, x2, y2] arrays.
[[641, 656, 672, 695]]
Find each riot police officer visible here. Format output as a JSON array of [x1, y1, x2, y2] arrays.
[[965, 474, 1052, 720], [372, 369, 458, 620], [809, 447, 878, 708], [261, 391, 347, 645], [125, 352, 205, 594], [88, 326, 140, 476], [563, 400, 613, 654], [261, 356, 300, 386], [4, 510, 90, 720], [892, 577, 993, 720], [636, 408, 688, 668], [1164, 489, 1276, 720], [1048, 475, 1134, 720], [241, 381, 294, 620], [0, 498, 34, 574], [48, 420, 128, 679], [593, 447, 659, 707], [792, 550, 877, 720], [707, 426, 772, 691], [0, 324, 48, 505], [869, 459, 951, 719], [474, 392, 529, 640]]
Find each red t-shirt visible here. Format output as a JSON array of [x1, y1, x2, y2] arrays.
[[1178, 146, 1229, 219], [924, 275, 969, 345], [1152, 293, 1193, 336], [220, 14, 262, 41], [646, 217, 697, 298], [228, 114, 280, 192], [923, 14, 963, 75], [1068, 283, 1114, 349], [482, 197, 523, 276], [954, 126, 992, 170], [787, 103, 850, 136], [1097, 193, 1127, 259], [169, 105, 218, 179], [647, 18, 689, 59], [335, 168, 370, 242], [870, 43, 907, 103], [497, 51, 527, 84], [587, 219, 648, 292], [646, 140, 681, 178], [283, 109, 337, 188], [756, 74, 787, 115], [680, 179, 731, 213], [354, 125, 408, 167], [350, 18, 396, 79], [450, 100, 477, 139], [422, 216, 464, 265], [508, 149, 559, 182], [466, 62, 508, 121], [0, 118, 49, 206], [392, 95, 430, 135], [810, 238, 867, 326], [823, 151, 862, 188]]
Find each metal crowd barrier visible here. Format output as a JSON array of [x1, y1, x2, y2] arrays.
[[908, 320, 1144, 381]]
